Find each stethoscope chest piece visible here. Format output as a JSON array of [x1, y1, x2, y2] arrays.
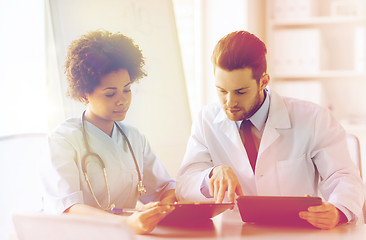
[[137, 180, 147, 195]]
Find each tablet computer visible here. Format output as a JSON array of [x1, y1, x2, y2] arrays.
[[159, 202, 234, 224], [236, 196, 322, 225]]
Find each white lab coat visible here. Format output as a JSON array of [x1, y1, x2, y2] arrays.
[[176, 90, 364, 222], [41, 118, 175, 214]]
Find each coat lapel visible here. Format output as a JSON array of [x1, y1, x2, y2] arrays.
[[258, 91, 291, 156], [214, 108, 245, 153]]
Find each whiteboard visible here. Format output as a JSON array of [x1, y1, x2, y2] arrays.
[[48, 0, 191, 176]]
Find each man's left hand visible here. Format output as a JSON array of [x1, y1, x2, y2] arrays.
[[299, 202, 344, 230]]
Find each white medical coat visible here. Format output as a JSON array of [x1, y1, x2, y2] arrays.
[[41, 118, 175, 214], [176, 90, 364, 221]]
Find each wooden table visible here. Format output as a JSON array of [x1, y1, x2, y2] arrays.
[[138, 209, 366, 240]]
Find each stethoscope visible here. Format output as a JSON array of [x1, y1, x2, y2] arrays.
[[81, 111, 146, 211]]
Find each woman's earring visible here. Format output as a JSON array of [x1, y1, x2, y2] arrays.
[[81, 97, 89, 104]]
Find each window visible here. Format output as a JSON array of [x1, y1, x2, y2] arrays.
[[0, 0, 47, 136]]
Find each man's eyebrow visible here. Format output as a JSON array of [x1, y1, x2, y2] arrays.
[[216, 86, 228, 90], [215, 86, 249, 91], [235, 87, 249, 91]]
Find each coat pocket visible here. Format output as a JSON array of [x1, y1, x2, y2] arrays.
[[276, 154, 317, 196]]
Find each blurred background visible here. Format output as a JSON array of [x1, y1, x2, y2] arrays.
[[1, 0, 366, 237]]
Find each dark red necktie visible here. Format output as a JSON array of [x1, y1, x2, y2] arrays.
[[240, 120, 258, 172]]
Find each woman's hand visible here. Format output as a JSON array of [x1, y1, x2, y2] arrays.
[[160, 189, 177, 204], [124, 202, 174, 234]]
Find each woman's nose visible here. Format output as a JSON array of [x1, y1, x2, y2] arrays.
[[116, 94, 127, 105]]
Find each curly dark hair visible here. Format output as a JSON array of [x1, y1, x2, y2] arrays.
[[64, 30, 146, 100]]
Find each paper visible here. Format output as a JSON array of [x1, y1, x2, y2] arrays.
[[13, 213, 135, 240]]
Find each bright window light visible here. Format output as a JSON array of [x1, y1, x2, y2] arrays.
[[0, 0, 47, 136]]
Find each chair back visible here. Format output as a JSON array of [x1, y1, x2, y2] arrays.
[[346, 133, 365, 224]]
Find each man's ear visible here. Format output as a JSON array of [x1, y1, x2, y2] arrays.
[[80, 96, 89, 104], [260, 73, 270, 90]]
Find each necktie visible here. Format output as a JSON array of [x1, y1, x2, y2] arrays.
[[240, 120, 258, 172]]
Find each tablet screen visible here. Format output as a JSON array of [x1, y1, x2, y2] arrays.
[[236, 196, 322, 225], [159, 202, 234, 224]]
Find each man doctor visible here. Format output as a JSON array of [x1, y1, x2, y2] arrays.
[[176, 31, 364, 229]]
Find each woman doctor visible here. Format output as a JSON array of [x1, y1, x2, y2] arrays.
[[41, 30, 176, 234]]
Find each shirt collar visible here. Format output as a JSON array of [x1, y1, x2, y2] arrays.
[[235, 89, 270, 131]]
